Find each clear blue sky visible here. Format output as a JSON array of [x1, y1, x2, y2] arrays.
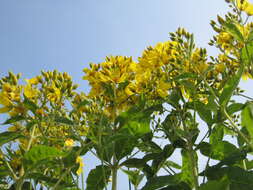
[[0, 0, 229, 89], [0, 0, 244, 189]]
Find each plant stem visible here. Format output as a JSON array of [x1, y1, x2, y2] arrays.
[[111, 85, 118, 190], [16, 125, 37, 190], [52, 167, 72, 190], [187, 140, 199, 190], [111, 155, 118, 190], [243, 159, 247, 170], [223, 108, 253, 150], [81, 167, 85, 190], [181, 115, 199, 190]]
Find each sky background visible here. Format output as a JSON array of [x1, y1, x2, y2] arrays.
[[0, 0, 251, 189]]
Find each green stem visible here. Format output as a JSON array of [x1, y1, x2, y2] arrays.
[[187, 140, 199, 190], [181, 112, 199, 190], [111, 155, 118, 190], [243, 159, 247, 170], [52, 167, 72, 190], [16, 125, 37, 190], [223, 108, 253, 150], [26, 125, 36, 152], [202, 75, 253, 151], [111, 84, 118, 190], [81, 169, 85, 190]]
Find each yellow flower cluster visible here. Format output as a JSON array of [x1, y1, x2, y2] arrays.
[[83, 56, 138, 116], [83, 28, 219, 107], [0, 71, 81, 152], [210, 7, 253, 79], [0, 73, 24, 116]]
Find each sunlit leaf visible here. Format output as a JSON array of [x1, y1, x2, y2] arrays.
[[219, 64, 244, 106]]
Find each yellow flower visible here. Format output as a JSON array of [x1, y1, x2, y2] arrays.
[[64, 138, 75, 147], [245, 3, 253, 15], [156, 80, 171, 98], [47, 83, 61, 103], [215, 63, 226, 73], [217, 32, 232, 49], [25, 77, 39, 85], [194, 62, 209, 74], [181, 86, 191, 101], [242, 72, 252, 80], [237, 0, 253, 15], [0, 92, 12, 107], [24, 84, 38, 99], [125, 83, 136, 96], [237, 0, 249, 10], [76, 156, 84, 175]]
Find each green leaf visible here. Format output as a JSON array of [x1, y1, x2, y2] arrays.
[[116, 104, 159, 137], [247, 29, 253, 42], [114, 128, 137, 160], [194, 102, 213, 126], [173, 73, 198, 81], [197, 142, 212, 157], [27, 173, 74, 187], [0, 131, 24, 146], [198, 141, 240, 161], [241, 42, 253, 65], [121, 158, 147, 168], [122, 169, 144, 187], [141, 175, 183, 190], [123, 120, 150, 137], [151, 145, 175, 174], [227, 103, 245, 115], [241, 102, 253, 138], [237, 127, 249, 146], [55, 116, 74, 125], [2, 115, 25, 125], [209, 124, 224, 145], [206, 95, 218, 112], [166, 89, 181, 108], [199, 179, 229, 190], [223, 22, 244, 42], [227, 167, 253, 189], [86, 165, 111, 190], [200, 155, 247, 180], [219, 64, 244, 106], [165, 160, 181, 169], [24, 145, 64, 165], [211, 141, 238, 160]]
